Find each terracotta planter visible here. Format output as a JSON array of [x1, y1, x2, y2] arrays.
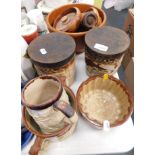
[[22, 85, 78, 155], [76, 74, 133, 129], [46, 3, 107, 54]]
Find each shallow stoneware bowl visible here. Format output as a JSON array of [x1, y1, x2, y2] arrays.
[[46, 3, 107, 54], [22, 86, 78, 155], [76, 75, 133, 129]]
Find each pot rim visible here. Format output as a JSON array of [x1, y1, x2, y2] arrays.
[[46, 3, 107, 37], [76, 74, 133, 129], [21, 75, 63, 110], [22, 85, 78, 138]]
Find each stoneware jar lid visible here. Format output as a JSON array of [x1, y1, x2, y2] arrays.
[[53, 7, 81, 32], [85, 26, 130, 56], [28, 32, 76, 67]]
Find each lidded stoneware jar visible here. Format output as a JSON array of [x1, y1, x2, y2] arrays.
[[27, 32, 76, 86], [85, 26, 130, 76]]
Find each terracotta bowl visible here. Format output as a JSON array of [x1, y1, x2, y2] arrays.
[[23, 86, 78, 155], [46, 3, 107, 54], [76, 75, 133, 129]]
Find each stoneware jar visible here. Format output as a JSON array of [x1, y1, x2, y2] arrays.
[[22, 85, 78, 155], [46, 3, 107, 54], [27, 32, 76, 86], [85, 26, 130, 76], [21, 75, 78, 135], [76, 74, 133, 129], [53, 7, 82, 32]]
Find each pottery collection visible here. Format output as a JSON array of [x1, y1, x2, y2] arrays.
[[46, 3, 107, 54], [21, 2, 133, 154]]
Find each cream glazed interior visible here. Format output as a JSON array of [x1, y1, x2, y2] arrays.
[[23, 77, 73, 134], [24, 78, 61, 106], [78, 76, 132, 127]]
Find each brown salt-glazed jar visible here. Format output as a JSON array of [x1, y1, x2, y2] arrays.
[[85, 26, 130, 76], [27, 32, 76, 86]]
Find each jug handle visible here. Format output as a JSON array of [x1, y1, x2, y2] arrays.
[[58, 76, 66, 86], [53, 100, 74, 118], [29, 137, 44, 155]]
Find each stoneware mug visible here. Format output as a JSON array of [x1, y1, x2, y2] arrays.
[[21, 75, 75, 134]]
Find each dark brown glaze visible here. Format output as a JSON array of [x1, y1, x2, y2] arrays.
[[85, 45, 123, 61], [76, 74, 133, 129], [28, 32, 76, 68], [21, 75, 63, 110], [46, 3, 107, 54]]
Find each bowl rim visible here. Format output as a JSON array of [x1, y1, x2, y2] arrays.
[[76, 74, 134, 129], [22, 85, 78, 138], [46, 3, 107, 37]]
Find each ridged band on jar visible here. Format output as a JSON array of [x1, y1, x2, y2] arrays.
[[34, 58, 75, 86], [85, 50, 124, 76]]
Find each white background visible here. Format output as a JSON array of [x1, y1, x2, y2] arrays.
[[0, 0, 155, 155]]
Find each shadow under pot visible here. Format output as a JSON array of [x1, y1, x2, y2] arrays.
[[27, 32, 76, 86], [22, 82, 78, 155], [85, 26, 130, 76]]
